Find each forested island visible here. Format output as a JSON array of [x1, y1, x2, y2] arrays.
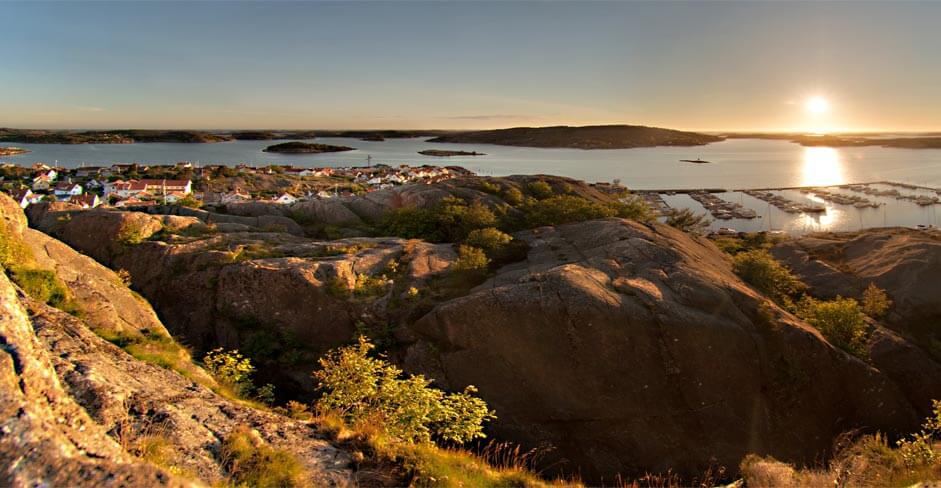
[[418, 149, 486, 157], [262, 141, 355, 154], [427, 124, 724, 149]]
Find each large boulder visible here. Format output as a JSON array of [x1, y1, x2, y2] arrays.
[[405, 219, 926, 481]]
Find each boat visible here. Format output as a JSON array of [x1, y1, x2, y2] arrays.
[[680, 158, 712, 164]]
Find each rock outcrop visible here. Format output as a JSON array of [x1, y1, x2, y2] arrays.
[[404, 219, 929, 481], [0, 193, 369, 486], [23, 194, 941, 483], [773, 228, 941, 352]]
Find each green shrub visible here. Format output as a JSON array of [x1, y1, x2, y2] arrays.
[[732, 250, 806, 305], [502, 187, 524, 206], [518, 195, 619, 228], [464, 227, 513, 256], [0, 220, 32, 270], [862, 283, 892, 318], [478, 181, 501, 194], [379, 197, 497, 243], [314, 336, 495, 444], [221, 426, 307, 488], [453, 245, 490, 272], [796, 296, 869, 358], [526, 181, 554, 199]]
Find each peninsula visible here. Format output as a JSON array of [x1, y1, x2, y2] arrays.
[[427, 124, 724, 149], [262, 141, 355, 154], [724, 132, 941, 149], [0, 128, 232, 144], [0, 146, 29, 156]]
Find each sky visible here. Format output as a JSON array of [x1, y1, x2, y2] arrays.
[[1, 1, 939, 132]]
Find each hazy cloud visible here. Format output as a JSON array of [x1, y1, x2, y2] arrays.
[[76, 106, 105, 112], [439, 114, 530, 121]]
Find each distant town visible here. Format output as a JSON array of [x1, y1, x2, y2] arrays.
[[0, 161, 472, 210]]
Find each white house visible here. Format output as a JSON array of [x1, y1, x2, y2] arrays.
[[11, 189, 35, 208], [54, 182, 84, 198], [32, 175, 52, 191], [68, 194, 100, 208]]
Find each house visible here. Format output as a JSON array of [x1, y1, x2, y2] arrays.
[[54, 182, 83, 198], [104, 179, 192, 198], [75, 166, 104, 178], [163, 191, 191, 204], [11, 188, 35, 208], [69, 194, 100, 208], [85, 178, 104, 190], [31, 174, 53, 191], [271, 193, 298, 205]]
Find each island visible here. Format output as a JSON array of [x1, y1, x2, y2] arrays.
[[0, 128, 232, 144], [418, 149, 486, 157], [426, 124, 724, 149], [0, 146, 29, 156], [262, 141, 355, 154]]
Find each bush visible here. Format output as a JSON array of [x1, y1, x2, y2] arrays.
[[796, 296, 869, 358], [221, 427, 307, 488], [526, 181, 554, 199], [862, 283, 892, 318], [379, 197, 497, 243], [518, 195, 618, 228], [732, 250, 806, 305], [665, 208, 711, 232], [314, 336, 495, 444], [502, 187, 524, 206], [7, 266, 78, 313], [452, 245, 490, 272], [464, 227, 512, 256], [203, 348, 257, 397]]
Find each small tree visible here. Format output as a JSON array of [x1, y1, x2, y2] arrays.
[[797, 296, 869, 358], [733, 250, 806, 305], [526, 180, 554, 199], [465, 227, 513, 255], [203, 348, 256, 397], [665, 208, 711, 232], [314, 337, 495, 444], [862, 283, 892, 318]]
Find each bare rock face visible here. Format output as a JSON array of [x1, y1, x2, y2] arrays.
[[404, 219, 925, 481]]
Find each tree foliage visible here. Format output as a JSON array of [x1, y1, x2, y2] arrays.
[[862, 283, 892, 318], [665, 208, 711, 232], [314, 337, 495, 444], [732, 250, 806, 305], [796, 296, 869, 358]]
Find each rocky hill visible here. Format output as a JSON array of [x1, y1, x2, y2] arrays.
[[0, 193, 386, 487], [23, 178, 941, 483], [427, 124, 724, 149]]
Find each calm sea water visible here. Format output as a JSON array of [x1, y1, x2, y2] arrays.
[[3, 137, 941, 233]]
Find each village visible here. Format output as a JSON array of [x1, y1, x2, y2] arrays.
[[0, 161, 471, 210]]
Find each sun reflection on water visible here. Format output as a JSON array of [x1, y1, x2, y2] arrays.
[[800, 147, 845, 187]]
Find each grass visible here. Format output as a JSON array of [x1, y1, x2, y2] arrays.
[[314, 413, 565, 488], [93, 326, 212, 387], [220, 426, 308, 488]]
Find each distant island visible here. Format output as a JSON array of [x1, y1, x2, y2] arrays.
[[427, 124, 724, 149], [231, 131, 279, 140], [0, 146, 29, 156], [724, 132, 941, 149], [418, 149, 486, 157], [262, 141, 355, 154], [0, 128, 232, 144]]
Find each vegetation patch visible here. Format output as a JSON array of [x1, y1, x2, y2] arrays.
[[220, 426, 308, 488]]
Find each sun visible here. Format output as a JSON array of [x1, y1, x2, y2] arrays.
[[805, 96, 830, 115]]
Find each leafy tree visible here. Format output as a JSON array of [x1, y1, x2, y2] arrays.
[[177, 193, 202, 208], [732, 250, 806, 305], [314, 337, 495, 444], [862, 283, 892, 318], [665, 208, 711, 232]]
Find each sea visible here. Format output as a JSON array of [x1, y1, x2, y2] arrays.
[[3, 137, 941, 235]]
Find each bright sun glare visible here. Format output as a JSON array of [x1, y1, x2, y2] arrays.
[[805, 96, 830, 115]]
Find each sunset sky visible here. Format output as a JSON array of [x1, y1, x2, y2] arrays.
[[2, 1, 939, 132]]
